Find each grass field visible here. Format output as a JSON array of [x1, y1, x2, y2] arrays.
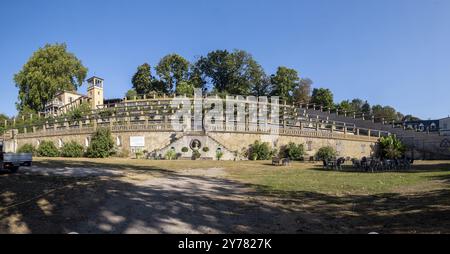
[[32, 157, 450, 195], [1, 158, 450, 233]]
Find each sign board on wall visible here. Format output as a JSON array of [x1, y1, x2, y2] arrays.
[[130, 136, 145, 147]]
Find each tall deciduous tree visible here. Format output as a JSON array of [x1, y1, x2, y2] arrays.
[[14, 43, 88, 113], [270, 66, 300, 102], [372, 105, 399, 121], [292, 78, 312, 104], [196, 49, 267, 96], [349, 98, 364, 112], [311, 88, 334, 108], [337, 100, 352, 112], [132, 63, 152, 94], [361, 101, 371, 114], [155, 54, 190, 93]]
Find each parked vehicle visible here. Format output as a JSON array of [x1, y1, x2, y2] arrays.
[[0, 141, 32, 173]]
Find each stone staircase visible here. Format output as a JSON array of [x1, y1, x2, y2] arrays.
[[150, 130, 236, 160]]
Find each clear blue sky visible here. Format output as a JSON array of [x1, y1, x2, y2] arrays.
[[1, 0, 449, 119]]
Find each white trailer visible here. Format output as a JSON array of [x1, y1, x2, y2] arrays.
[[0, 141, 33, 173]]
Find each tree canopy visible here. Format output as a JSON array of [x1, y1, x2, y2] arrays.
[[311, 88, 334, 108], [123, 48, 413, 120], [132, 63, 153, 94], [155, 54, 190, 93], [270, 67, 299, 102], [14, 43, 88, 113], [292, 78, 312, 104]]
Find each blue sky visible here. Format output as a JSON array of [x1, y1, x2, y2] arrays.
[[0, 0, 449, 119]]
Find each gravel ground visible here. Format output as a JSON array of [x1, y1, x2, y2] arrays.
[[2, 165, 300, 234]]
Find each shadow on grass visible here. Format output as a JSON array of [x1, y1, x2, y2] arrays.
[[0, 159, 450, 233]]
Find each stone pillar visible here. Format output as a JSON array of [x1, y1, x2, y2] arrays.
[[368, 129, 371, 137], [300, 122, 303, 130], [371, 116, 375, 123], [144, 116, 149, 127], [32, 126, 36, 133], [23, 127, 27, 134], [93, 118, 97, 130], [356, 128, 360, 136]]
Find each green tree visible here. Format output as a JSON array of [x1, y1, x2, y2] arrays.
[[132, 63, 153, 94], [379, 135, 405, 159], [155, 54, 190, 93], [372, 105, 398, 121], [196, 49, 266, 95], [311, 88, 334, 108], [270, 67, 299, 102], [315, 146, 337, 161], [292, 78, 312, 104], [349, 98, 364, 112], [402, 115, 421, 122], [283, 142, 305, 160], [126, 89, 138, 100], [86, 128, 115, 158], [337, 100, 352, 112], [188, 63, 207, 92], [249, 140, 272, 160], [361, 101, 371, 114], [14, 43, 88, 112], [175, 81, 195, 95]]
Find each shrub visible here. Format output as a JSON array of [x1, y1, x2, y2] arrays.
[[216, 150, 224, 160], [202, 147, 210, 153], [165, 149, 177, 160], [315, 146, 337, 161], [135, 151, 144, 159], [181, 147, 189, 153], [86, 128, 115, 158], [379, 135, 405, 159], [17, 144, 35, 154], [114, 148, 130, 158], [249, 140, 272, 160], [61, 141, 84, 157], [192, 150, 201, 160], [284, 142, 305, 160], [37, 141, 60, 157]]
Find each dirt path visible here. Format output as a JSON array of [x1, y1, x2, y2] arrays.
[[3, 166, 301, 234]]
